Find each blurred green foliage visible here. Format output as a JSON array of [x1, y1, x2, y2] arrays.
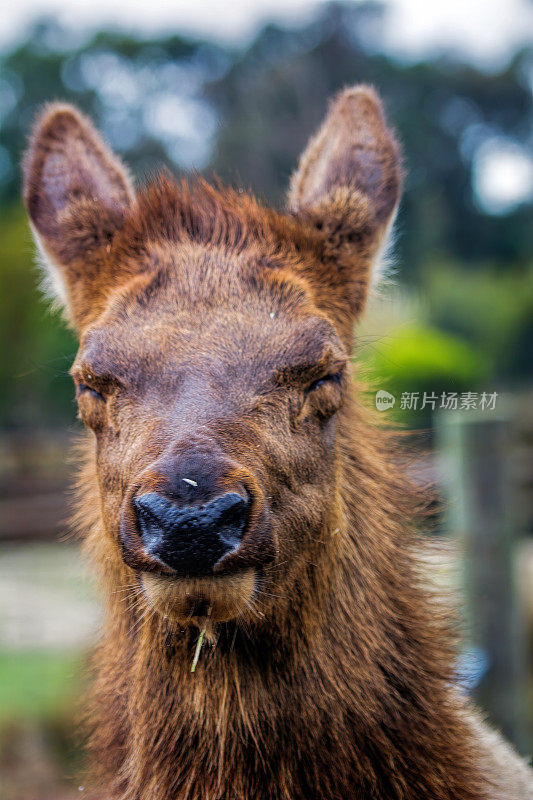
[[0, 651, 83, 722], [0, 651, 85, 800], [0, 205, 76, 428], [361, 323, 490, 425], [0, 1, 531, 430], [366, 323, 489, 393], [426, 264, 533, 382]]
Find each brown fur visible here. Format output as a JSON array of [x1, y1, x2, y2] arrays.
[[23, 86, 532, 799]]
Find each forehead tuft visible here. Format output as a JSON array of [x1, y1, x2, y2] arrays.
[[117, 174, 308, 257], [98, 174, 329, 321]]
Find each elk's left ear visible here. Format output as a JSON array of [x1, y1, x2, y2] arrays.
[[23, 103, 135, 327], [288, 85, 401, 323]]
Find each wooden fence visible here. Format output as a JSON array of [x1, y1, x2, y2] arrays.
[[437, 392, 533, 754]]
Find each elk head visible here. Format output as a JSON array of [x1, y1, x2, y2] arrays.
[[23, 87, 400, 630]]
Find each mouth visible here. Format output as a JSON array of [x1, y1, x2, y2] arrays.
[[141, 569, 256, 625]]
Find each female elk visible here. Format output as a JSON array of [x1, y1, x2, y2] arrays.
[[23, 86, 532, 799]]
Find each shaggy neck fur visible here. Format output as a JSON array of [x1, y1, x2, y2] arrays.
[[80, 396, 485, 800]]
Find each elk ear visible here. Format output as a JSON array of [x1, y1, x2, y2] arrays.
[[23, 103, 135, 327], [288, 85, 401, 324]]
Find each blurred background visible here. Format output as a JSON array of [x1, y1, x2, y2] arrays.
[[0, 1, 532, 797]]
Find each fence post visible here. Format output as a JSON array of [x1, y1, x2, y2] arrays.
[[437, 401, 530, 754]]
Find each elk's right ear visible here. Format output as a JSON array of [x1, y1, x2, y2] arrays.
[[23, 103, 135, 328], [288, 86, 401, 335]]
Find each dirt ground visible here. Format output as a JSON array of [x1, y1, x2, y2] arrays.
[[0, 543, 100, 650]]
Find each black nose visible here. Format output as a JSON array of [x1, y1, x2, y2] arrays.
[[133, 491, 250, 576]]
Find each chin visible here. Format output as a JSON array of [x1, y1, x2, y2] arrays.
[[141, 569, 256, 626]]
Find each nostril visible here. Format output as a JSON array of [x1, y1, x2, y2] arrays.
[[133, 492, 170, 525], [201, 492, 248, 550], [132, 491, 250, 576], [133, 493, 170, 552]]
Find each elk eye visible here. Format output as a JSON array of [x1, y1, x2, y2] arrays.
[[306, 372, 342, 394], [77, 382, 105, 401]]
